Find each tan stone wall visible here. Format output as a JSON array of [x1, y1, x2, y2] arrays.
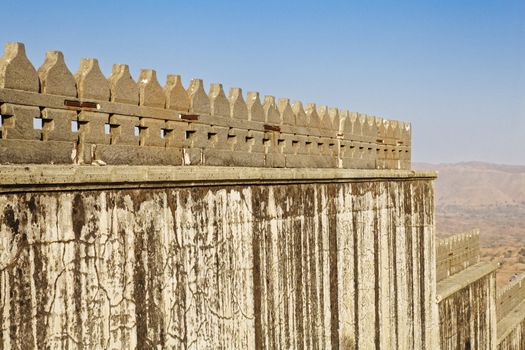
[[498, 319, 525, 350], [496, 274, 525, 350], [0, 42, 411, 169], [438, 271, 498, 350], [0, 172, 435, 349], [498, 274, 525, 322], [436, 230, 480, 282]]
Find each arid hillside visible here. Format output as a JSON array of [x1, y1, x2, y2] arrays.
[[413, 162, 525, 288]]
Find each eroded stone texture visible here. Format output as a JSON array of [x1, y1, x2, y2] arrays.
[[498, 319, 525, 350], [0, 178, 435, 349], [438, 273, 497, 350]]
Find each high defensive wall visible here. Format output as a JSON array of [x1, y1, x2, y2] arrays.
[[497, 274, 525, 349], [436, 230, 499, 350], [0, 41, 436, 349]]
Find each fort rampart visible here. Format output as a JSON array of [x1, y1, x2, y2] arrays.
[[0, 42, 439, 349], [436, 229, 480, 282], [497, 274, 525, 349], [1, 41, 523, 350], [0, 42, 410, 169], [436, 231, 498, 350]]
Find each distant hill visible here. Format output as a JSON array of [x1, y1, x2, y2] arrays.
[[413, 162, 525, 288], [413, 161, 525, 209]]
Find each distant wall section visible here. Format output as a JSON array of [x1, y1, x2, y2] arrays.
[[497, 274, 525, 350], [436, 230, 498, 350], [436, 229, 480, 282]]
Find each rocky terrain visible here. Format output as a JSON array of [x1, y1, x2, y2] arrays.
[[414, 162, 525, 288]]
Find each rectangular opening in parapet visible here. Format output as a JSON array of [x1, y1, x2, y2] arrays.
[[104, 123, 111, 135], [207, 132, 217, 141], [134, 126, 140, 137], [33, 118, 43, 130], [161, 128, 172, 139], [71, 120, 79, 133], [185, 130, 196, 140]]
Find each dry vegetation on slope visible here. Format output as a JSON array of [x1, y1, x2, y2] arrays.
[[414, 162, 525, 288]]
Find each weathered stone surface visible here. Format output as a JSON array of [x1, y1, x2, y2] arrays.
[[306, 103, 321, 130], [188, 79, 210, 114], [278, 98, 295, 126], [74, 58, 110, 101], [438, 269, 497, 350], [0, 42, 39, 92], [436, 229, 480, 282], [246, 92, 265, 122], [164, 74, 190, 111], [108, 64, 139, 105], [0, 171, 436, 350], [38, 51, 77, 97], [229, 87, 248, 120], [498, 318, 525, 350], [263, 96, 281, 124], [0, 41, 414, 170], [138, 69, 165, 108], [292, 101, 307, 127], [209, 83, 230, 117]]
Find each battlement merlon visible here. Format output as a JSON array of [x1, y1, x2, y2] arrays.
[[0, 42, 411, 169]]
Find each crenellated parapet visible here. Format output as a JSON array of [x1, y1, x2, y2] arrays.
[[0, 42, 411, 168], [436, 229, 480, 282]]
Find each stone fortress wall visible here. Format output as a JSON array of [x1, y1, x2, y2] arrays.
[[0, 41, 435, 350], [498, 274, 525, 322], [497, 273, 525, 349], [0, 42, 410, 169], [435, 230, 498, 350], [0, 41, 524, 349], [436, 229, 480, 282], [436, 229, 525, 350]]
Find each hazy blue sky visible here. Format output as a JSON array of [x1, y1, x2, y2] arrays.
[[1, 0, 523, 164]]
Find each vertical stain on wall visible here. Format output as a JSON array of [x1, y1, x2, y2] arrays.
[[0, 178, 435, 349]]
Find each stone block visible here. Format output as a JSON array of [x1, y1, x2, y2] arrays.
[[75, 58, 110, 101], [139, 117, 165, 147], [0, 42, 39, 92], [139, 69, 165, 108], [263, 96, 280, 124], [164, 75, 190, 111], [78, 111, 110, 145], [0, 103, 41, 140], [188, 79, 210, 114], [109, 114, 139, 146], [41, 108, 78, 142], [246, 92, 265, 122], [38, 51, 76, 97], [0, 139, 75, 164], [229, 87, 248, 120], [108, 64, 139, 105], [209, 83, 230, 117], [94, 144, 182, 166]]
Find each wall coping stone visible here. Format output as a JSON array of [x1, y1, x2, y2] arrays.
[[0, 165, 436, 192], [436, 261, 499, 302]]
